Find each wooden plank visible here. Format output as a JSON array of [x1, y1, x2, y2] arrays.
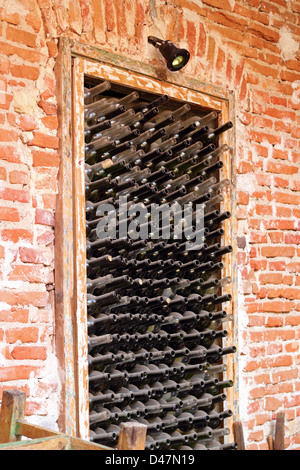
[[15, 420, 62, 440], [220, 97, 237, 440], [15, 419, 112, 450], [233, 421, 245, 451], [71, 40, 231, 103], [0, 437, 70, 451], [117, 422, 147, 450], [72, 57, 90, 440], [69, 436, 112, 451], [274, 412, 285, 451], [0, 390, 26, 443], [54, 36, 78, 436], [268, 435, 274, 450], [84, 59, 224, 111]]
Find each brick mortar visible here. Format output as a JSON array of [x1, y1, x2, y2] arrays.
[[0, 0, 298, 449]]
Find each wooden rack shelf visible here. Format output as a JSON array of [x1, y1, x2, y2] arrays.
[[0, 390, 146, 451]]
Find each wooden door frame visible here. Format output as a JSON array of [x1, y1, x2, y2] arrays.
[[54, 37, 238, 440]]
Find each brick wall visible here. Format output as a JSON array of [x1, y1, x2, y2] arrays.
[[0, 0, 299, 449]]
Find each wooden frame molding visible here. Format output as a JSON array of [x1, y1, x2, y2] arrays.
[[55, 37, 237, 440]]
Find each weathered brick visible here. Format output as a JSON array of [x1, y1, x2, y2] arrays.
[[6, 327, 39, 344], [6, 25, 37, 48], [19, 246, 53, 265], [29, 132, 59, 149], [11, 346, 47, 360]]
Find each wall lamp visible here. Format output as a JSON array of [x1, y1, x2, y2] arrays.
[[148, 36, 190, 72]]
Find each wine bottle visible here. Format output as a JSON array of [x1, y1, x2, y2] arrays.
[[198, 121, 233, 146], [207, 409, 233, 429], [84, 81, 111, 105]]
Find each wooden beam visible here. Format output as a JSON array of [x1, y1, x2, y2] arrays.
[[72, 57, 89, 440], [15, 420, 112, 450], [0, 390, 26, 443], [274, 412, 285, 451], [15, 420, 61, 440], [69, 436, 112, 451], [268, 435, 274, 450], [54, 37, 78, 436], [1, 436, 70, 451], [117, 422, 147, 450], [233, 421, 245, 451]]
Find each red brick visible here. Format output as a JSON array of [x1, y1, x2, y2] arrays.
[[37, 230, 54, 246], [0, 147, 20, 163], [0, 8, 20, 25], [186, 21, 197, 58], [6, 327, 39, 344], [19, 246, 52, 265], [250, 259, 268, 271], [272, 148, 289, 160], [0, 206, 20, 222], [273, 191, 300, 205], [248, 130, 280, 145], [0, 187, 30, 203], [0, 309, 29, 323], [246, 58, 278, 78], [38, 100, 57, 116], [259, 273, 283, 284], [1, 229, 33, 244], [237, 191, 250, 205], [266, 316, 284, 327], [261, 246, 295, 258], [11, 346, 47, 360], [9, 265, 50, 283], [35, 209, 55, 227], [42, 194, 56, 210], [285, 234, 300, 245], [41, 116, 58, 130], [269, 232, 284, 243], [238, 161, 252, 173], [0, 166, 6, 181], [46, 40, 58, 58], [29, 132, 59, 149], [0, 41, 42, 64], [25, 12, 42, 33], [32, 150, 60, 167], [273, 176, 289, 188], [18, 115, 37, 131], [203, 0, 233, 9], [10, 64, 39, 80], [0, 365, 39, 382], [255, 204, 273, 216], [270, 95, 287, 107], [6, 25, 37, 48], [266, 161, 298, 175], [197, 23, 207, 58], [261, 301, 294, 313], [9, 170, 29, 185], [0, 128, 19, 142], [0, 290, 49, 307], [206, 10, 248, 32], [250, 232, 268, 243]]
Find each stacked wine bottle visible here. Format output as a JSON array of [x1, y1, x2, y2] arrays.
[[84, 80, 237, 450]]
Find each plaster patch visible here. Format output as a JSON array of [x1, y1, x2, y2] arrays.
[[13, 87, 39, 115], [292, 80, 300, 105], [26, 353, 61, 431], [287, 416, 300, 437], [278, 27, 299, 61]]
